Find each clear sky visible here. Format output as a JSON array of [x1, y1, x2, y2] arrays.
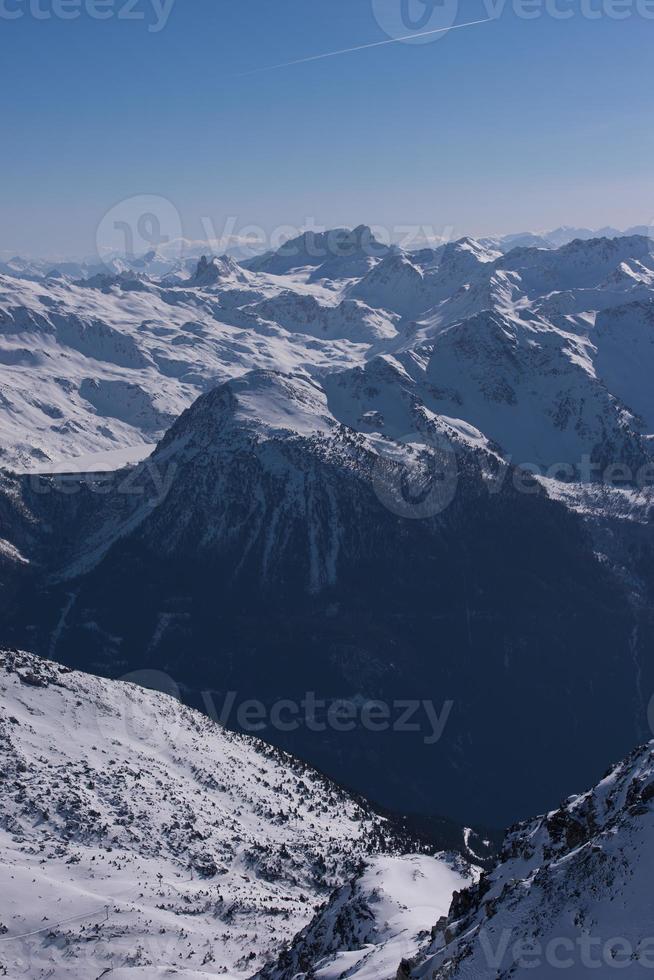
[[1, 0, 653, 257]]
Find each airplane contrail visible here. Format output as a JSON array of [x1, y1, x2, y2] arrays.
[[237, 17, 496, 77]]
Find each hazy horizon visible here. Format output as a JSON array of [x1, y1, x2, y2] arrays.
[[2, 0, 653, 257], [1, 214, 652, 263]]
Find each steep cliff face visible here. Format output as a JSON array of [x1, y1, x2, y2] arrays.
[[256, 854, 475, 980], [0, 369, 641, 827], [405, 742, 654, 979]]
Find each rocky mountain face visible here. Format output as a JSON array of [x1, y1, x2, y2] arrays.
[[249, 740, 654, 980], [0, 648, 462, 978], [0, 366, 645, 828], [403, 741, 654, 979], [2, 229, 654, 829], [256, 853, 474, 980], [2, 226, 654, 975]]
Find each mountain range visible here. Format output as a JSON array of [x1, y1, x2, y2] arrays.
[[2, 222, 651, 285], [3, 221, 654, 972], [1, 228, 654, 831]]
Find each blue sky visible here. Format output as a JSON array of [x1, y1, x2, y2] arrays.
[[1, 0, 653, 256]]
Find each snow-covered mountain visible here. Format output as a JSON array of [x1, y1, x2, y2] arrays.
[[245, 292, 400, 342], [2, 224, 648, 285], [0, 647, 469, 978], [0, 363, 646, 828], [482, 224, 652, 252], [2, 227, 654, 828], [404, 741, 654, 978], [348, 239, 499, 317], [496, 234, 654, 296], [325, 311, 650, 473], [2, 230, 654, 479], [191, 254, 254, 287], [257, 854, 474, 980], [3, 224, 654, 975], [0, 258, 370, 471], [242, 225, 389, 281], [0, 236, 266, 284], [6, 645, 648, 980]]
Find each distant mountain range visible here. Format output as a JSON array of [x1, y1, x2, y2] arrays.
[[1, 222, 651, 283], [1, 228, 654, 473]]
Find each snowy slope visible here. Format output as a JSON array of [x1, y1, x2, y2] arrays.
[[0, 648, 416, 979], [322, 312, 649, 472], [0, 262, 370, 471], [495, 234, 654, 296], [2, 230, 654, 483], [348, 239, 499, 318], [348, 251, 429, 317], [244, 292, 399, 342], [257, 854, 476, 980], [405, 742, 654, 978], [422, 310, 648, 469]]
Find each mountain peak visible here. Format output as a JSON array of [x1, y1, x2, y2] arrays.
[[244, 226, 388, 277], [158, 369, 334, 456], [192, 252, 248, 285]]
